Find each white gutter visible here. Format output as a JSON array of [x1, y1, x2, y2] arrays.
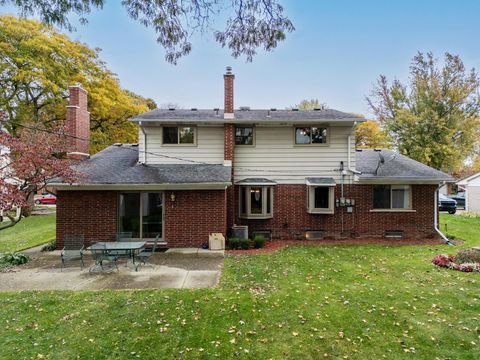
[[50, 182, 232, 191], [434, 183, 453, 245]]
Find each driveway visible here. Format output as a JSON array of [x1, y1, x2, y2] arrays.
[[0, 249, 224, 291]]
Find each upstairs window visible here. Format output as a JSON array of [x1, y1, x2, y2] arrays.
[[162, 126, 196, 145], [295, 127, 328, 145], [235, 127, 254, 145], [373, 185, 411, 209], [239, 186, 273, 219]]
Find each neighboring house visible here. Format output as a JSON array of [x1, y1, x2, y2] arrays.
[[457, 172, 480, 212], [52, 68, 452, 248]]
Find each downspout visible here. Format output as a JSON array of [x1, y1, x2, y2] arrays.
[[140, 123, 147, 164], [435, 183, 453, 245]]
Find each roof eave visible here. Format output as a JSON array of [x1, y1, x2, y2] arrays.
[[358, 177, 453, 184], [51, 182, 232, 190]]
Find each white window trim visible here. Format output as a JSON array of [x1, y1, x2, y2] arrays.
[[372, 185, 413, 210], [161, 126, 197, 146], [235, 125, 256, 147], [293, 125, 329, 146], [307, 185, 335, 214], [239, 186, 273, 219]]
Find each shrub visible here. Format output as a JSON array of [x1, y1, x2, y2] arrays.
[[0, 252, 30, 267], [239, 238, 250, 250], [456, 249, 480, 264], [41, 240, 57, 252], [228, 237, 240, 250], [253, 234, 266, 249]]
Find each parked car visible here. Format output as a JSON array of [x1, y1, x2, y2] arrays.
[[438, 194, 457, 214], [34, 193, 57, 205], [450, 191, 465, 209]]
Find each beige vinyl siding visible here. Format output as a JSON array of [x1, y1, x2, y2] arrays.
[[142, 125, 224, 164], [234, 125, 356, 184], [466, 185, 480, 212]]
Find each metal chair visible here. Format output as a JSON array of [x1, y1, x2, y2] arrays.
[[136, 234, 160, 269], [89, 243, 118, 272], [61, 235, 85, 271]]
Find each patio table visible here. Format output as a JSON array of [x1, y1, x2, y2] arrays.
[[87, 241, 146, 271]]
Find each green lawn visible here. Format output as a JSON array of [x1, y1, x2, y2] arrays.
[[0, 214, 479, 359], [0, 215, 56, 252]]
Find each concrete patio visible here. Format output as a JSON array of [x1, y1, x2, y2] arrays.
[[0, 248, 224, 291]]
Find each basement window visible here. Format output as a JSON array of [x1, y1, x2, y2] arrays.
[[162, 126, 196, 145], [235, 126, 254, 145], [239, 186, 273, 219], [373, 185, 411, 209], [295, 127, 328, 145]]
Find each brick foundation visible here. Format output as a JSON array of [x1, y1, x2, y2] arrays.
[[56, 189, 227, 249], [231, 184, 437, 240]]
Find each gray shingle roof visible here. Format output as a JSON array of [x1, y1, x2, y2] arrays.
[[356, 149, 453, 182], [132, 108, 364, 123], [56, 145, 231, 185]]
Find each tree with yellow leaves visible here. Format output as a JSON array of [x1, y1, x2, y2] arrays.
[[355, 120, 391, 149]]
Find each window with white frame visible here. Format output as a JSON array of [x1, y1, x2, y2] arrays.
[[235, 126, 254, 145], [295, 127, 328, 145], [307, 185, 335, 214], [162, 126, 196, 145], [239, 186, 273, 219], [373, 185, 411, 209]]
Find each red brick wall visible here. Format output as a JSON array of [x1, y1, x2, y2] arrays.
[[66, 86, 90, 156], [164, 190, 227, 247], [56, 190, 118, 248], [232, 184, 437, 240], [223, 72, 235, 113], [57, 190, 227, 249]]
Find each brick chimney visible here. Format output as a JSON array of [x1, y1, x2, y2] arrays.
[[66, 85, 90, 159], [224, 66, 235, 119]]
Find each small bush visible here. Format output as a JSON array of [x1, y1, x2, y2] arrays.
[[253, 234, 266, 249], [41, 240, 57, 252], [239, 238, 250, 250], [456, 249, 480, 264], [228, 237, 240, 250], [0, 252, 30, 267]]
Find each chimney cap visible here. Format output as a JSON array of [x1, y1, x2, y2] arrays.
[[225, 66, 233, 75]]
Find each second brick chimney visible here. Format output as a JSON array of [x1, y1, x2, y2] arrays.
[[66, 85, 90, 159], [223, 66, 235, 119]]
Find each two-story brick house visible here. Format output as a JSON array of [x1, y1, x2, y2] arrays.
[[53, 68, 452, 248]]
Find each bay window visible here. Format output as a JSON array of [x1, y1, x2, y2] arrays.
[[373, 185, 411, 210], [307, 185, 335, 214], [239, 186, 273, 219]]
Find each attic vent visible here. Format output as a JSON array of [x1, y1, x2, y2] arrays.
[[113, 143, 122, 147], [385, 230, 404, 239], [313, 108, 321, 111], [131, 143, 139, 147], [291, 108, 299, 111], [270, 108, 277, 111], [168, 107, 175, 111], [374, 148, 382, 152], [239, 106, 250, 111], [213, 107, 220, 111], [191, 108, 198, 111], [356, 149, 362, 152]]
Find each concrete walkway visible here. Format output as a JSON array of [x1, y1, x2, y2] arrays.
[[0, 250, 224, 291]]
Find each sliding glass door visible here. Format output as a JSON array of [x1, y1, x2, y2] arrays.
[[119, 192, 163, 239]]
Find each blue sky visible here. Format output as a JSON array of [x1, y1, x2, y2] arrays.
[[2, 0, 480, 116]]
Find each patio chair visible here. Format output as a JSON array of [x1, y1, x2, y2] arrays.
[[61, 235, 85, 271], [89, 243, 119, 272], [136, 234, 160, 269]]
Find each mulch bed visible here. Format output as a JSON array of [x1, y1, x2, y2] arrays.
[[226, 238, 446, 255]]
